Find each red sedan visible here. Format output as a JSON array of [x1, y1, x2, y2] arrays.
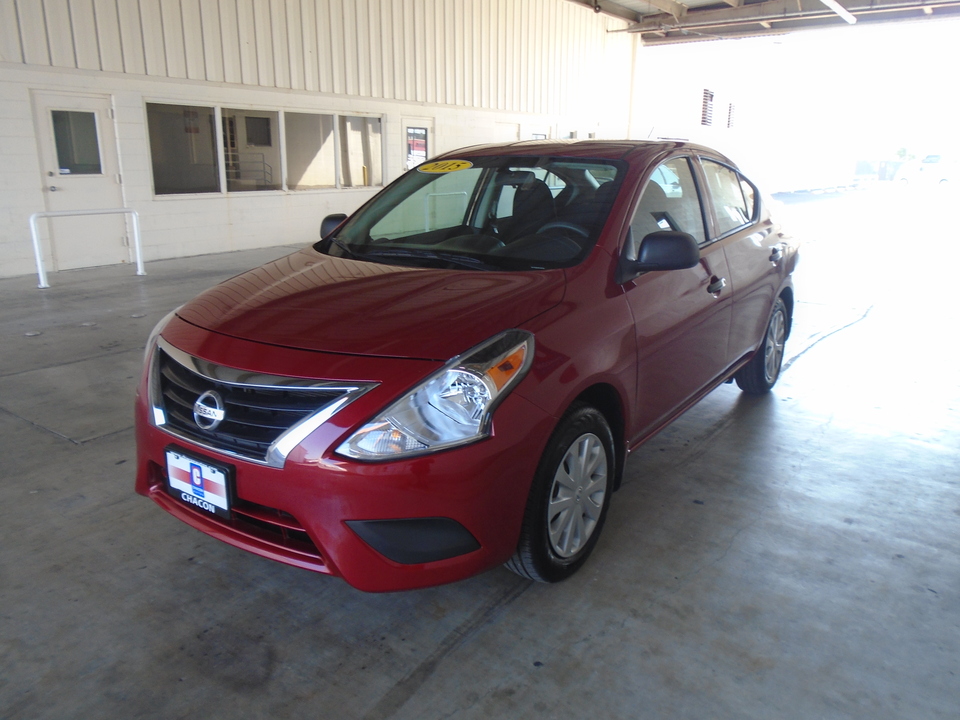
[[135, 140, 797, 592]]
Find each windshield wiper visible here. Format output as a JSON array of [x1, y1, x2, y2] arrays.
[[325, 235, 366, 261], [361, 248, 499, 271]]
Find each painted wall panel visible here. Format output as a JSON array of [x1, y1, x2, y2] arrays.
[[314, 0, 332, 93], [235, 0, 258, 85], [182, 0, 207, 80], [218, 0, 242, 83], [70, 0, 101, 70], [199, 0, 226, 82], [7, 0, 630, 109], [140, 0, 167, 76], [341, 0, 358, 96], [44, 0, 76, 68], [0, 1, 23, 63], [252, 0, 274, 86], [326, 0, 344, 95], [160, 0, 188, 79], [93, 0, 124, 72], [378, 0, 394, 100], [285, 0, 305, 91], [300, 0, 319, 92], [269, 0, 291, 89], [116, 1, 146, 75]]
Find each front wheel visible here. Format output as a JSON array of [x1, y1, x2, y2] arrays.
[[735, 297, 788, 395], [505, 405, 614, 583]]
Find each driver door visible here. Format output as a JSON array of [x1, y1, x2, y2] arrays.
[[621, 157, 733, 437]]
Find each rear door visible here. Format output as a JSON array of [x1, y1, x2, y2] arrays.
[[698, 158, 785, 362], [621, 156, 733, 437]]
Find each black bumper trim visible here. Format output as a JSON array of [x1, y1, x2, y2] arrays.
[[346, 517, 481, 565]]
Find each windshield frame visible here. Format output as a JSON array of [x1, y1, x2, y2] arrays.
[[315, 155, 627, 272]]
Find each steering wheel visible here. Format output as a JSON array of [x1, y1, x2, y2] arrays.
[[536, 221, 589, 238]]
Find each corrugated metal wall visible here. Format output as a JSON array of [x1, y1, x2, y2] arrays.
[[0, 0, 628, 116]]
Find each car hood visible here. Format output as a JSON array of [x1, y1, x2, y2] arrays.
[[175, 248, 566, 361]]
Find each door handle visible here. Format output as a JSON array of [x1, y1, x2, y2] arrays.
[[707, 276, 726, 294], [769, 245, 783, 263], [49, 185, 59, 192]]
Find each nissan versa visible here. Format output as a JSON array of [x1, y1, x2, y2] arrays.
[[135, 140, 798, 592]]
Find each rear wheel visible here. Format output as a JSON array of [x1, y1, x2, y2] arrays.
[[735, 297, 788, 395], [505, 404, 614, 582]]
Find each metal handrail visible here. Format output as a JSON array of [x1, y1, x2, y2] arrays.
[[225, 151, 274, 186], [29, 208, 144, 289]]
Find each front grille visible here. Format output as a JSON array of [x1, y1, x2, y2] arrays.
[[152, 341, 371, 465], [231, 498, 323, 561]]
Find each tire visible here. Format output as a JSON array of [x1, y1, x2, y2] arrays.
[[735, 296, 788, 395], [505, 404, 614, 583]]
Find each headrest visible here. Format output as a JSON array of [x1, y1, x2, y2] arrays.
[[639, 181, 668, 207], [496, 170, 537, 187]]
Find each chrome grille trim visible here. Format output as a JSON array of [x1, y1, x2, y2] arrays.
[[149, 337, 376, 468]]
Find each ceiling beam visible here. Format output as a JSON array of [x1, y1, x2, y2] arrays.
[[646, 0, 689, 17], [819, 0, 858, 23], [564, 0, 641, 22], [626, 0, 960, 32]]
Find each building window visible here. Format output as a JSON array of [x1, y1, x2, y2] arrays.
[[223, 109, 280, 191], [406, 127, 428, 170], [339, 116, 382, 187], [146, 103, 383, 195], [727, 103, 736, 129], [146, 103, 220, 195], [700, 89, 714, 127], [51, 111, 102, 175], [245, 116, 272, 146], [285, 113, 336, 190]]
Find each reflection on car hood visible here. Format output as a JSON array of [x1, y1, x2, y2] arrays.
[[176, 248, 566, 361]]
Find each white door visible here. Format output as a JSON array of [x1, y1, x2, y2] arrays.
[[33, 92, 128, 271]]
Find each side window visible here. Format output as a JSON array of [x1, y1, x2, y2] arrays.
[[701, 159, 753, 236], [628, 157, 706, 258], [740, 176, 757, 219]]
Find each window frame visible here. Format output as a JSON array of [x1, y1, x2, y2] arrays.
[[624, 155, 711, 262], [144, 100, 385, 198], [696, 156, 761, 240]]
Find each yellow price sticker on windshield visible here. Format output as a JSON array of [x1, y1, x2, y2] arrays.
[[417, 160, 473, 174]]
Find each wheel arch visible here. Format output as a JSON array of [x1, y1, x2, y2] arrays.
[[571, 383, 627, 491], [778, 285, 794, 339]]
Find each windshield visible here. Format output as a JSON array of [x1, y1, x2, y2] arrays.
[[316, 156, 625, 271]]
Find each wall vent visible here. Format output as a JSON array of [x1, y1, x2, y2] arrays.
[[700, 89, 715, 126]]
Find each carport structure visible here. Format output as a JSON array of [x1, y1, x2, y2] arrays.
[[1, 2, 959, 719], [578, 0, 960, 40]]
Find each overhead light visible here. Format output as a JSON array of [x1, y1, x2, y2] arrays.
[[819, 0, 857, 24]]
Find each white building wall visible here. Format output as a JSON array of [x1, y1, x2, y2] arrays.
[[0, 0, 634, 279]]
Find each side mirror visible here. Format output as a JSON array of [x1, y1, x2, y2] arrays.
[[320, 213, 348, 240], [619, 230, 700, 282]]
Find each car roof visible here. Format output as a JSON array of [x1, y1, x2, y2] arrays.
[[434, 139, 736, 167]]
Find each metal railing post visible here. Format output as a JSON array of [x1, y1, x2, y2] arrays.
[[28, 208, 145, 289]]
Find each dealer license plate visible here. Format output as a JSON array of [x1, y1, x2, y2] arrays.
[[165, 449, 232, 519]]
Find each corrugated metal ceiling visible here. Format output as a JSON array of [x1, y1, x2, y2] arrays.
[[568, 0, 960, 43]]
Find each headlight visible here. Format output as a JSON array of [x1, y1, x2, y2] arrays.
[[337, 330, 534, 460]]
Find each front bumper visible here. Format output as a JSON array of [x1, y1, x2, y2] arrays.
[[134, 319, 555, 592]]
